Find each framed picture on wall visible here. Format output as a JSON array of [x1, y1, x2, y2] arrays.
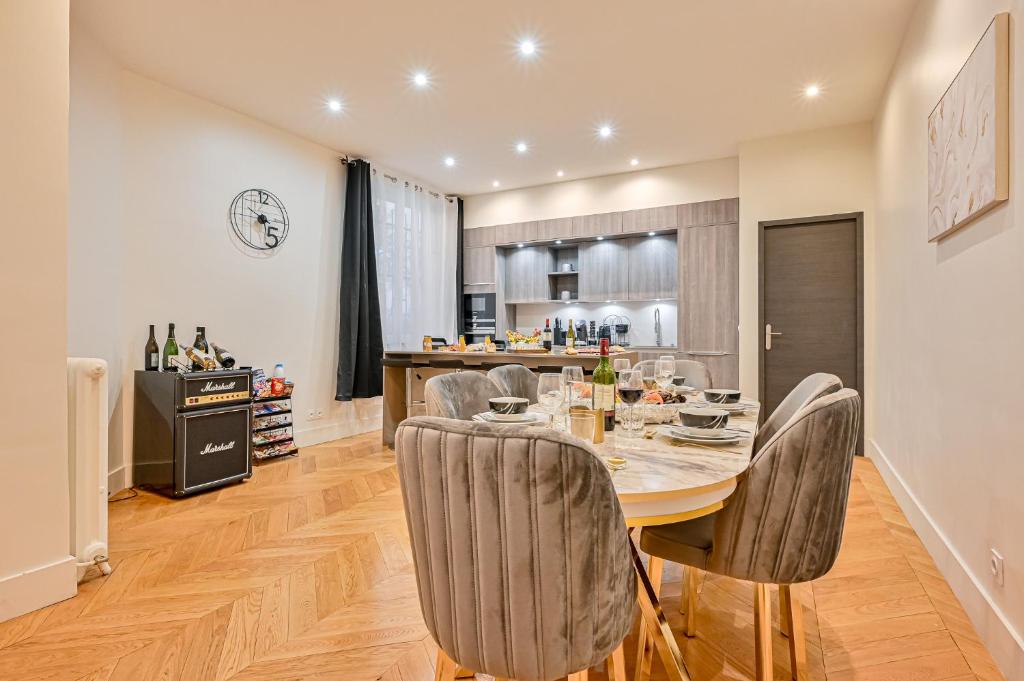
[[927, 12, 1009, 242]]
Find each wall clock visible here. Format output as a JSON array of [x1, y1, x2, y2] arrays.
[[229, 188, 290, 251]]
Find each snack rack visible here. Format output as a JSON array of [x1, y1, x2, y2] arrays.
[[251, 370, 298, 461]]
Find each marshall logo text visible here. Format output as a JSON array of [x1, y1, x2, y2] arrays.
[[199, 441, 236, 456], [201, 381, 236, 393]]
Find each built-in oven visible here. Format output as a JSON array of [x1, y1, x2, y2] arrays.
[[463, 292, 496, 343]]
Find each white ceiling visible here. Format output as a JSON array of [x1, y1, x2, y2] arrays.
[[72, 0, 917, 196]]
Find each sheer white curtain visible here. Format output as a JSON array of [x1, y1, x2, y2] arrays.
[[371, 167, 458, 349]]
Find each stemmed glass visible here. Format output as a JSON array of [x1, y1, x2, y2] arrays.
[[655, 357, 675, 391], [613, 358, 631, 376], [617, 369, 644, 438], [561, 365, 584, 399], [537, 373, 563, 426]]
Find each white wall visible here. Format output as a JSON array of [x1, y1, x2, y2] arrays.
[[872, 2, 1023, 677], [0, 0, 77, 620], [69, 25, 382, 492], [737, 123, 876, 399], [463, 158, 738, 228]]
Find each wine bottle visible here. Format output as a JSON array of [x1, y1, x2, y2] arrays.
[[191, 327, 209, 370], [592, 338, 616, 432], [211, 342, 236, 368], [144, 324, 160, 371], [542, 318, 552, 351], [566, 318, 576, 349], [162, 323, 179, 372], [184, 346, 216, 371]]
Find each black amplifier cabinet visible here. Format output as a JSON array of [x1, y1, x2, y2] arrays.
[[133, 369, 253, 497]]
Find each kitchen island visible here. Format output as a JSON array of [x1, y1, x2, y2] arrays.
[[381, 348, 639, 445]]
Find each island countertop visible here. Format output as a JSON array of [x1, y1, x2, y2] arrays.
[[382, 348, 639, 369]]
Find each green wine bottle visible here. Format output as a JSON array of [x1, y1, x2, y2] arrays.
[[162, 323, 179, 372], [592, 338, 616, 432]]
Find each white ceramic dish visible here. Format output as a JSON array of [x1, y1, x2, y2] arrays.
[[657, 426, 741, 445], [476, 411, 546, 424]]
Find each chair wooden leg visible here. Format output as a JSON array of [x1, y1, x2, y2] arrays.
[[633, 556, 664, 681], [753, 583, 773, 681], [779, 584, 808, 681], [568, 671, 589, 681], [606, 642, 626, 681], [454, 666, 475, 679], [435, 649, 460, 681], [681, 567, 698, 637]]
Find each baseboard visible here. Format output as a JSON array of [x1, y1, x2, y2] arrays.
[[867, 438, 1024, 680], [107, 464, 126, 496], [0, 555, 77, 623], [294, 416, 382, 448]]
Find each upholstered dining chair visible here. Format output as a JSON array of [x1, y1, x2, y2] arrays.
[[754, 373, 843, 452], [633, 359, 713, 390], [424, 371, 502, 420], [395, 416, 636, 681], [636, 389, 861, 681], [487, 364, 540, 403]]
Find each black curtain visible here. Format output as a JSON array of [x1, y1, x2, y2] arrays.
[[335, 160, 384, 401], [455, 197, 465, 334]]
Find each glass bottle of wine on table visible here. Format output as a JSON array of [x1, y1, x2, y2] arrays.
[[592, 338, 616, 432]]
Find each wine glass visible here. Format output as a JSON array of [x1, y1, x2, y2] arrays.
[[655, 357, 675, 391], [537, 373, 563, 422], [568, 381, 590, 409], [613, 358, 631, 375], [561, 365, 584, 398], [617, 369, 644, 438]]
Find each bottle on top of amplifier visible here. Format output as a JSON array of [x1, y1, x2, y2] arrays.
[[211, 342, 236, 369], [162, 323, 179, 372], [191, 327, 209, 370], [144, 324, 160, 371], [184, 346, 217, 371]]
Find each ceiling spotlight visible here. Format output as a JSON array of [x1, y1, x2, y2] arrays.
[[630, 158, 639, 166], [412, 71, 430, 88], [492, 180, 500, 188], [556, 170, 564, 177], [648, 231, 656, 236], [598, 124, 613, 139], [327, 98, 343, 113], [805, 84, 820, 98], [517, 243, 525, 248], [555, 239, 563, 245], [444, 156, 456, 167], [596, 236, 604, 241], [519, 39, 537, 57], [515, 141, 528, 154]]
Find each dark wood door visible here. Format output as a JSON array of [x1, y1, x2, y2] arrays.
[[759, 214, 863, 447]]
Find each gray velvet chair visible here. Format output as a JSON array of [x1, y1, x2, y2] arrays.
[[754, 372, 843, 452], [637, 389, 861, 681], [395, 416, 635, 681], [424, 371, 503, 420], [487, 364, 539, 403]]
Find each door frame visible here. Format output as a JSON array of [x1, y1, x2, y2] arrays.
[[757, 212, 864, 438]]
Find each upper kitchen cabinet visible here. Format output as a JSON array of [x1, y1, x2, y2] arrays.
[[495, 221, 538, 245], [578, 239, 629, 301], [503, 245, 554, 303], [677, 198, 739, 228], [463, 245, 496, 286], [622, 205, 678, 234], [536, 217, 573, 242], [572, 212, 623, 238], [463, 225, 495, 248], [627, 234, 677, 300]]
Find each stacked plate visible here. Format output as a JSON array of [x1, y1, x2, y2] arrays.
[[473, 411, 548, 425], [690, 398, 758, 415], [658, 424, 743, 445]]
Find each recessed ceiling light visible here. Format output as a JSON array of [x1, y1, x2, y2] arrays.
[[519, 39, 537, 57], [412, 71, 430, 88], [556, 170, 565, 177], [605, 300, 611, 303], [805, 84, 821, 98], [515, 141, 529, 154], [648, 231, 656, 236], [492, 180, 500, 188], [555, 240, 562, 244], [443, 156, 456, 167], [327, 98, 343, 113], [517, 243, 525, 248], [630, 158, 639, 166], [598, 124, 613, 139], [596, 236, 604, 241]]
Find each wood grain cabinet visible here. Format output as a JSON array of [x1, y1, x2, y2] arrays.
[[463, 225, 495, 248], [626, 234, 677, 300], [495, 221, 538, 245], [622, 205, 678, 234], [504, 245, 554, 302], [578, 239, 629, 301], [536, 217, 573, 242], [463, 245, 496, 285], [573, 212, 623, 238]]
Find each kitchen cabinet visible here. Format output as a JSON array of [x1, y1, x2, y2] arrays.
[[578, 239, 629, 301], [626, 234, 677, 300], [495, 221, 538, 245], [464, 225, 495, 247], [678, 222, 739, 388], [622, 205, 678, 234], [463, 245, 496, 286], [536, 217, 573, 242], [503, 245, 554, 302], [572, 212, 623, 238], [677, 198, 739, 229]]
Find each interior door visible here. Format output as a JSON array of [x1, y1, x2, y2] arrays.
[[760, 213, 863, 448]]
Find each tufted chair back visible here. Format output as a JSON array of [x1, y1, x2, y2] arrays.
[[754, 373, 843, 452], [395, 416, 635, 681], [424, 371, 503, 420], [707, 388, 861, 584], [487, 364, 540, 403]]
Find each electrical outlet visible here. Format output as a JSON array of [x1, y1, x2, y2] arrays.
[[990, 549, 1005, 587], [314, 408, 324, 419], [306, 409, 321, 421]]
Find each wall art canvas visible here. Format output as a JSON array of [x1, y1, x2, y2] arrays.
[[927, 13, 1009, 242]]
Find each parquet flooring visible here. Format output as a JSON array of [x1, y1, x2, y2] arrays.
[[0, 432, 1005, 681]]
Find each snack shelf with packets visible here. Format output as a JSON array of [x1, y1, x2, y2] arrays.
[[251, 367, 298, 461]]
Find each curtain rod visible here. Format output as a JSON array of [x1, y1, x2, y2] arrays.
[[339, 155, 460, 201]]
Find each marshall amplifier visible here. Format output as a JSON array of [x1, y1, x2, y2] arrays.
[[133, 369, 253, 497]]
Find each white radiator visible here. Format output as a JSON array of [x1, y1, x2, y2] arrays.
[[67, 358, 112, 581]]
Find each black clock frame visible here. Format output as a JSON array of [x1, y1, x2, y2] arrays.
[[229, 188, 290, 251]]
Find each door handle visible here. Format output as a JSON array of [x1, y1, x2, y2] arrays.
[[765, 323, 783, 351]]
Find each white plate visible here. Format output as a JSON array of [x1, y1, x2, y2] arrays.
[[475, 411, 546, 424], [658, 426, 741, 445], [670, 426, 736, 440], [691, 400, 756, 413]]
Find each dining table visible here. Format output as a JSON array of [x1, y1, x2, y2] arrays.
[[521, 397, 762, 681]]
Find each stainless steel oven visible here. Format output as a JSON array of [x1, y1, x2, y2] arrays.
[[463, 293, 496, 343]]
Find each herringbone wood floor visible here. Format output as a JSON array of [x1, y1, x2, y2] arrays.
[[0, 432, 1005, 681]]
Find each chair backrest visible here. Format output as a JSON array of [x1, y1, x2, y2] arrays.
[[633, 358, 712, 390], [487, 364, 539, 403], [395, 417, 635, 681], [424, 371, 503, 420], [754, 373, 843, 452], [707, 388, 861, 584]]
